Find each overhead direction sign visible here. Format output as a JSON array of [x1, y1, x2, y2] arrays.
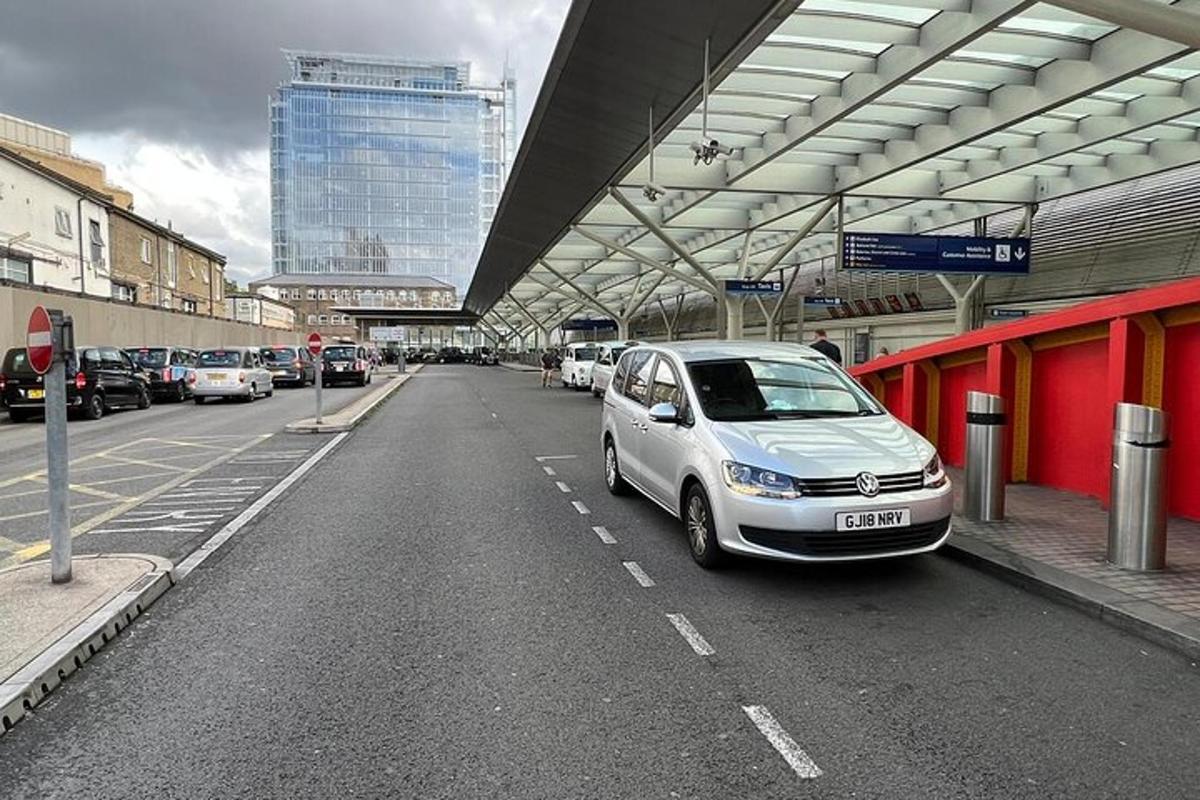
[[843, 233, 1031, 275], [989, 308, 1030, 319], [803, 296, 843, 307], [369, 326, 405, 342], [26, 305, 54, 375], [724, 279, 783, 296]]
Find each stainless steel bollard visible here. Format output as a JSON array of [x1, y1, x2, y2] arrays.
[[964, 391, 1006, 522], [1108, 403, 1169, 571]]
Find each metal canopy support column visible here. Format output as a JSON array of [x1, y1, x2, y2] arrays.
[[606, 188, 722, 291], [1044, 0, 1200, 50], [751, 196, 839, 281], [571, 225, 717, 295], [936, 274, 987, 335], [537, 260, 622, 319], [506, 292, 547, 349]]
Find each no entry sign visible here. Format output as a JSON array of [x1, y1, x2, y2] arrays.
[[307, 332, 323, 356], [27, 305, 54, 375]]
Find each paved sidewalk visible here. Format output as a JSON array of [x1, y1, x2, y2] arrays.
[[286, 363, 423, 433], [1, 553, 173, 732], [946, 470, 1200, 658]]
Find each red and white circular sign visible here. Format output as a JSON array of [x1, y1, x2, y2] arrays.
[[26, 305, 54, 375], [307, 332, 323, 357]]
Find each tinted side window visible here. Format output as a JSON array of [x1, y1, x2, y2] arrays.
[[99, 347, 123, 370], [622, 351, 655, 406], [650, 358, 682, 407], [81, 349, 102, 370], [612, 350, 633, 393]]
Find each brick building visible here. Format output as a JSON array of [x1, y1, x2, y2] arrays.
[[108, 208, 226, 316], [248, 274, 456, 337]]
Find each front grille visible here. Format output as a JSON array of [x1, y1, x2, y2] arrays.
[[740, 517, 951, 558], [797, 470, 924, 497]]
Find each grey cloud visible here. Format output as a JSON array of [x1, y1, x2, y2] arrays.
[[0, 0, 566, 154]]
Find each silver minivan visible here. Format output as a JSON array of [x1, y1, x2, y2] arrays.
[[600, 341, 952, 568]]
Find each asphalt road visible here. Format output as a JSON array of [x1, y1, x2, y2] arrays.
[[1, 364, 1197, 798]]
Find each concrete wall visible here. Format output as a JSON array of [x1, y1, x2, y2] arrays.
[[0, 283, 301, 355]]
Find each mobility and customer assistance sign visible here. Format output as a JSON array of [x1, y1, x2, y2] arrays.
[[843, 233, 1031, 275]]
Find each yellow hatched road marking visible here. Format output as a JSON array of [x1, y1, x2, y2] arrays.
[[0, 437, 159, 489], [0, 498, 120, 523], [93, 455, 194, 473]]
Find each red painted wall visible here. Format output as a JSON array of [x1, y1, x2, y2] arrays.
[[1163, 322, 1200, 519], [1027, 339, 1110, 500], [883, 377, 903, 415], [938, 361, 987, 468]]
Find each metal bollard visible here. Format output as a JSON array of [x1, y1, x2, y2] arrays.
[[964, 391, 1006, 522], [1108, 403, 1169, 571]]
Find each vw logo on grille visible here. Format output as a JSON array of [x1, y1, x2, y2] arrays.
[[856, 472, 880, 497]]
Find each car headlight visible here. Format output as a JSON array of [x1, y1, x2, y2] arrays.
[[923, 453, 948, 488], [721, 461, 802, 499]]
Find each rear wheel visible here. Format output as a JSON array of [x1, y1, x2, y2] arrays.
[[604, 438, 630, 496], [82, 392, 105, 421], [175, 381, 188, 402], [684, 483, 725, 569], [136, 386, 151, 409], [245, 383, 257, 402]]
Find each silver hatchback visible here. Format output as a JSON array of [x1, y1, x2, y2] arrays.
[[600, 342, 953, 568]]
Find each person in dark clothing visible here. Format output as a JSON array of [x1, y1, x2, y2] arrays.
[[540, 348, 558, 388], [809, 329, 842, 365]]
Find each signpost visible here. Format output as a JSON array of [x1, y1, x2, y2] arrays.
[[307, 332, 323, 425], [723, 279, 783, 296], [29, 306, 74, 583], [989, 308, 1030, 320], [368, 326, 405, 342], [843, 233, 1031, 275]]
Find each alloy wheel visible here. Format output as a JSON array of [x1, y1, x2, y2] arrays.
[[687, 495, 708, 557]]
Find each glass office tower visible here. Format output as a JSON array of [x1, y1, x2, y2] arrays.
[[270, 51, 515, 296]]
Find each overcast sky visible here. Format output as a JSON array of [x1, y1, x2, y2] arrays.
[[0, 0, 569, 284]]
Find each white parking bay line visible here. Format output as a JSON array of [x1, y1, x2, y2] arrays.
[[571, 501, 590, 515], [176, 433, 350, 579], [666, 613, 714, 656], [622, 561, 655, 588], [542, 466, 556, 477], [555, 481, 572, 493], [592, 525, 616, 544], [535, 455, 577, 462], [742, 705, 822, 780]]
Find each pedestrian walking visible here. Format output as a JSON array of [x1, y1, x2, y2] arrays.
[[810, 329, 842, 364], [540, 348, 558, 388]]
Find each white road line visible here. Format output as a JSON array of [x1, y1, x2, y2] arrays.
[[535, 454, 578, 462], [491, 412, 498, 419], [542, 466, 556, 476], [555, 481, 571, 493], [176, 433, 350, 579], [592, 525, 616, 544], [571, 500, 590, 515], [183, 477, 275, 484], [742, 705, 822, 780], [666, 613, 715, 656], [622, 561, 655, 588]]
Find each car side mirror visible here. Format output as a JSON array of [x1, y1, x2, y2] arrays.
[[648, 402, 680, 423]]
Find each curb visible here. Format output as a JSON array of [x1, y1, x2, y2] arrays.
[[943, 535, 1200, 661], [285, 366, 419, 434], [0, 553, 175, 735], [499, 362, 541, 373]]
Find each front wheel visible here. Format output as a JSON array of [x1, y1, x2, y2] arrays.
[[684, 483, 725, 569], [136, 386, 151, 410], [604, 438, 630, 496], [82, 392, 105, 420], [175, 381, 189, 402]]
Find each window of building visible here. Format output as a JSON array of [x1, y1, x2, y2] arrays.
[[166, 241, 177, 287], [307, 288, 317, 300], [161, 291, 173, 309], [111, 282, 136, 303], [291, 289, 301, 300], [140, 238, 152, 264], [317, 289, 327, 300], [353, 289, 362, 300], [0, 253, 32, 283], [341, 289, 351, 300], [187, 256, 196, 280], [214, 270, 222, 300], [202, 262, 210, 284], [54, 207, 73, 238], [88, 220, 105, 272], [307, 313, 317, 325], [386, 290, 396, 301], [182, 299, 198, 314], [318, 314, 328, 325]]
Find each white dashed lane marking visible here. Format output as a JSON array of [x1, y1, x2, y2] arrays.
[[666, 613, 714, 656], [542, 466, 556, 476], [591, 526, 616, 544], [742, 705, 822, 780], [555, 481, 572, 493], [622, 561, 655, 588], [571, 501, 590, 515]]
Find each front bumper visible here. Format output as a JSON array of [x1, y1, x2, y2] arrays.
[[711, 479, 955, 562]]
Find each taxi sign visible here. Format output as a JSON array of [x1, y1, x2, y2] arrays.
[[307, 332, 323, 356], [26, 305, 54, 375]]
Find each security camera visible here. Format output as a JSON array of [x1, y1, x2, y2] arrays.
[[642, 182, 668, 202], [690, 138, 733, 165]]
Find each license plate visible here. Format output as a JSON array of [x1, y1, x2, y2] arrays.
[[836, 508, 910, 532], [27, 389, 44, 400], [207, 372, 227, 381], [335, 365, 345, 372]]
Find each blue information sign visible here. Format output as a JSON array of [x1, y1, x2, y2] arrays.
[[843, 233, 1031, 275], [562, 318, 617, 332], [803, 296, 843, 307], [724, 279, 783, 296]]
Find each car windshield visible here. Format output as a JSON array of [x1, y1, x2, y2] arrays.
[[131, 348, 168, 368], [261, 347, 297, 364], [324, 346, 357, 360], [688, 358, 883, 421], [609, 347, 628, 362], [572, 347, 597, 362], [198, 350, 241, 368], [2, 348, 32, 374]]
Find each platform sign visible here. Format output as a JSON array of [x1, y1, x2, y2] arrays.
[[369, 326, 405, 342], [27, 305, 54, 375], [843, 233, 1031, 275], [562, 318, 617, 332], [989, 308, 1030, 319], [803, 296, 843, 307], [724, 279, 783, 296], [307, 332, 323, 356]]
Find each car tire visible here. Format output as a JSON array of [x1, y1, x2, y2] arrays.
[[82, 392, 105, 421], [175, 381, 189, 402], [136, 386, 151, 410], [591, 385, 601, 398], [604, 437, 631, 496], [265, 386, 274, 398], [246, 383, 257, 402], [684, 483, 726, 569]]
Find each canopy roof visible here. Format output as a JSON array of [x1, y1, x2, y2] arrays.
[[470, 0, 1200, 337]]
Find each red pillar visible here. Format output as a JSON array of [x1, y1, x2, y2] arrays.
[[985, 343, 1015, 481]]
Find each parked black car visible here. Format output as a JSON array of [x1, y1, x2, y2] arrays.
[[322, 343, 374, 387], [1, 346, 151, 422], [437, 346, 465, 364], [472, 346, 499, 366], [260, 345, 316, 387], [127, 346, 198, 402]]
